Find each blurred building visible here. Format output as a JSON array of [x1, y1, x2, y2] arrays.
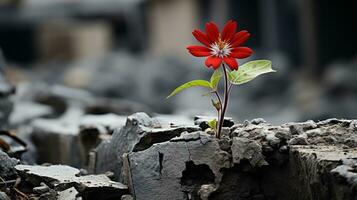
[[0, 0, 357, 123], [0, 0, 356, 67]]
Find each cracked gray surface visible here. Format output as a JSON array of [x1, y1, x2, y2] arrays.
[[124, 132, 230, 200]]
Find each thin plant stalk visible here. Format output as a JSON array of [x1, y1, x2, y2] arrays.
[[216, 64, 230, 138]]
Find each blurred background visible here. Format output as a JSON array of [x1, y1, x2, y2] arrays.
[[1, 0, 357, 124]]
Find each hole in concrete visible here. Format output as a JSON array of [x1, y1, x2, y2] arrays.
[[180, 161, 215, 199], [209, 163, 264, 200]]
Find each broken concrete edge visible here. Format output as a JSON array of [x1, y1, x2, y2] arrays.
[[123, 131, 231, 199], [14, 164, 129, 199], [117, 117, 357, 199]]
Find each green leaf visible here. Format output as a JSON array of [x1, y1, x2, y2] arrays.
[[207, 119, 217, 130], [210, 69, 222, 89], [166, 80, 211, 99], [229, 60, 276, 85]]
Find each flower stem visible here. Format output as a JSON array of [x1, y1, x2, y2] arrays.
[[216, 64, 230, 138]]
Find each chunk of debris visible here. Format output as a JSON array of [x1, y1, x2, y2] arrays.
[[93, 112, 200, 179], [123, 131, 230, 200], [231, 137, 268, 167], [0, 150, 19, 179], [15, 164, 128, 199]]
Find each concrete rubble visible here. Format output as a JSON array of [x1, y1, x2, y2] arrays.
[[118, 116, 357, 199], [15, 164, 128, 200], [93, 112, 201, 178], [1, 106, 357, 199]]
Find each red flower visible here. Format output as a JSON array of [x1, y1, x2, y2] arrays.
[[187, 20, 253, 70]]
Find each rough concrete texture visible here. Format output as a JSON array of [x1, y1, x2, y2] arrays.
[[124, 132, 230, 200], [0, 192, 10, 200], [93, 112, 200, 179], [120, 117, 357, 200], [30, 107, 127, 168], [0, 150, 19, 179], [15, 164, 128, 199]]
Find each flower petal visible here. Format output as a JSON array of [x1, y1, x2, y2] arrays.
[[192, 29, 212, 47], [187, 45, 210, 52], [205, 22, 220, 42], [223, 57, 238, 70], [230, 30, 250, 47], [187, 45, 211, 57], [205, 56, 222, 69], [230, 47, 253, 58], [221, 20, 237, 41]]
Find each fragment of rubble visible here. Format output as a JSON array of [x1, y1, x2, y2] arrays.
[[9, 102, 53, 126], [31, 107, 83, 166], [218, 138, 231, 152], [0, 191, 10, 200], [288, 135, 309, 145], [317, 118, 350, 126], [33, 182, 50, 194], [31, 107, 128, 167], [93, 112, 200, 179], [79, 114, 127, 133], [15, 165, 128, 199], [231, 137, 268, 167], [121, 195, 134, 200], [194, 116, 234, 131], [349, 120, 357, 131], [58, 187, 79, 200], [331, 158, 357, 185], [305, 128, 322, 138], [286, 120, 318, 134], [265, 131, 280, 148], [288, 145, 357, 199], [0, 150, 19, 179], [274, 128, 291, 140], [123, 131, 230, 200], [198, 184, 216, 200], [250, 118, 266, 125]]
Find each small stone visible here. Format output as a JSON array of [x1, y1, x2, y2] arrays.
[[288, 136, 309, 145], [231, 137, 268, 167], [33, 182, 50, 194], [305, 128, 322, 137], [274, 130, 291, 140], [105, 171, 115, 179], [278, 145, 289, 153], [0, 150, 19, 179], [0, 192, 10, 200], [221, 127, 231, 138], [265, 132, 280, 147], [218, 138, 231, 152], [15, 165, 128, 199], [58, 187, 78, 200], [349, 120, 357, 131], [250, 118, 266, 125], [198, 184, 216, 200], [289, 124, 304, 135], [204, 128, 215, 136], [121, 195, 134, 200]]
